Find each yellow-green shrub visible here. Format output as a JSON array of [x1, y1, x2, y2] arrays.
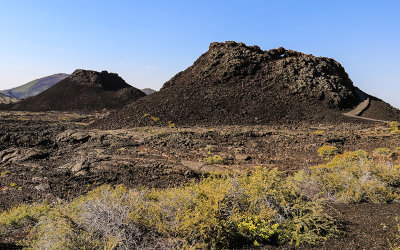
[[389, 121, 400, 134], [317, 145, 338, 159], [373, 148, 393, 157], [28, 208, 101, 250], [128, 168, 337, 248], [0, 203, 53, 235], [204, 154, 224, 164], [291, 150, 400, 203], [1, 169, 338, 249]]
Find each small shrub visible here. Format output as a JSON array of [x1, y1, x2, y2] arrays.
[[204, 155, 224, 164], [389, 121, 399, 130], [168, 121, 175, 128], [388, 121, 400, 134], [317, 145, 338, 159], [373, 148, 393, 157], [0, 203, 53, 235], [28, 186, 164, 249], [28, 209, 101, 250], [150, 116, 160, 122], [0, 170, 10, 176], [71, 185, 149, 249]]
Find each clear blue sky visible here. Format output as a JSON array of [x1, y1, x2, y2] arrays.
[[0, 0, 399, 107]]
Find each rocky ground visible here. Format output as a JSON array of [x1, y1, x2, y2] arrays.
[[1, 111, 400, 249]]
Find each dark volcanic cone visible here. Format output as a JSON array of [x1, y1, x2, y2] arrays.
[[10, 70, 146, 112], [94, 41, 400, 128]]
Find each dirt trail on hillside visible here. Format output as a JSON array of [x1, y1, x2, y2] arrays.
[[343, 88, 388, 123]]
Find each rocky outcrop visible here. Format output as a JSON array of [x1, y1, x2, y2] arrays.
[[69, 70, 131, 90], [163, 41, 358, 109], [95, 41, 367, 129], [0, 148, 48, 163]]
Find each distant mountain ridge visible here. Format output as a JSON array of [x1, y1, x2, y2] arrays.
[[1, 73, 69, 99], [141, 88, 157, 95]]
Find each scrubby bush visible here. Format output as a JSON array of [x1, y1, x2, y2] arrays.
[[312, 130, 325, 135], [0, 203, 53, 236], [317, 145, 338, 159], [25, 186, 168, 249], [389, 121, 400, 134], [204, 154, 224, 164], [373, 147, 393, 157], [129, 168, 337, 248], [28, 209, 101, 250], [0, 169, 338, 249], [291, 150, 400, 203]]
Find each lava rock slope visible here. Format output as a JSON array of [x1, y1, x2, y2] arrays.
[[95, 41, 399, 129]]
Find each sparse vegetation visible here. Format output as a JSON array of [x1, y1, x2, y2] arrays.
[[0, 203, 53, 237], [204, 154, 224, 164], [3, 145, 400, 248], [389, 121, 400, 134], [317, 145, 338, 159], [373, 147, 393, 157], [168, 121, 175, 128], [150, 116, 160, 122], [391, 217, 400, 250], [0, 170, 10, 176], [291, 150, 400, 203], [0, 168, 339, 249]]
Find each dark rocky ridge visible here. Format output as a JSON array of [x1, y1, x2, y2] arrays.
[[94, 41, 400, 129], [163, 42, 358, 109], [69, 70, 130, 90], [9, 69, 146, 112]]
